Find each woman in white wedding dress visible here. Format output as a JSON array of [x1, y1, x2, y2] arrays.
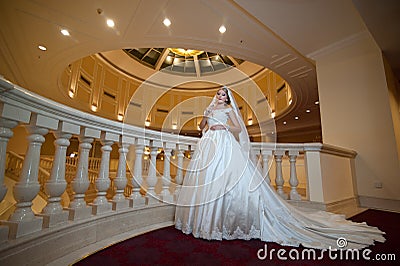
[[174, 86, 385, 250]]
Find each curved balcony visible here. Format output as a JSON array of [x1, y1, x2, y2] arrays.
[[0, 77, 358, 265]]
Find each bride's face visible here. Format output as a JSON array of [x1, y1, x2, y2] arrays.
[[216, 89, 227, 104]]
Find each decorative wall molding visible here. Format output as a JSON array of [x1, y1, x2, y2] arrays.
[[307, 30, 370, 60]]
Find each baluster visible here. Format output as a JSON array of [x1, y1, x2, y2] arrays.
[[261, 149, 273, 184], [174, 144, 186, 199], [146, 141, 161, 205], [274, 150, 288, 199], [0, 119, 18, 203], [92, 132, 117, 215], [251, 148, 262, 173], [5, 124, 48, 238], [161, 143, 174, 203], [40, 126, 72, 227], [288, 150, 302, 200], [67, 131, 96, 220], [111, 136, 131, 210], [131, 139, 146, 207], [0, 118, 18, 241]]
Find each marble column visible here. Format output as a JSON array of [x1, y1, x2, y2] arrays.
[[67, 136, 93, 220], [274, 150, 288, 199], [111, 137, 129, 210], [131, 142, 146, 207], [174, 145, 186, 199], [251, 148, 262, 173], [6, 125, 48, 238], [0, 118, 18, 204], [40, 129, 71, 227], [0, 118, 18, 242], [288, 150, 302, 200], [91, 137, 113, 215], [261, 149, 273, 184], [146, 145, 159, 205], [160, 146, 173, 203]]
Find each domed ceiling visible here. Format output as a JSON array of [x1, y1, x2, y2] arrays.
[[123, 48, 244, 76]]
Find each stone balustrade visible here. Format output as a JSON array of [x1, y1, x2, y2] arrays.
[[0, 77, 358, 265]]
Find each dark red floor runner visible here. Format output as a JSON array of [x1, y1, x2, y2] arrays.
[[74, 209, 399, 265]]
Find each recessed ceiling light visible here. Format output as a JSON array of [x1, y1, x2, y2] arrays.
[[38, 45, 47, 51], [283, 121, 287, 125], [163, 18, 171, 27], [60, 29, 70, 36], [106, 19, 115, 28], [295, 116, 299, 120], [315, 101, 319, 105], [306, 109, 311, 113], [219, 25, 226, 33]]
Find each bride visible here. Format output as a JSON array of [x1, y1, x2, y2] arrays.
[[174, 86, 385, 250]]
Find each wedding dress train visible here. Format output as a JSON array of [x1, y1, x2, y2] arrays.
[[174, 107, 385, 250]]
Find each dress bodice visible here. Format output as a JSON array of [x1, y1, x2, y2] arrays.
[[207, 108, 231, 127]]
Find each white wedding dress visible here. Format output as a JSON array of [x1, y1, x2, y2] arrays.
[[174, 107, 385, 250]]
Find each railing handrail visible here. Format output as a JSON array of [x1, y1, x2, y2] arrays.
[[6, 150, 23, 160], [251, 142, 356, 158], [1, 77, 357, 159], [6, 151, 51, 182]]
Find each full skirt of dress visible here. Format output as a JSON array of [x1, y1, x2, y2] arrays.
[[174, 129, 385, 250]]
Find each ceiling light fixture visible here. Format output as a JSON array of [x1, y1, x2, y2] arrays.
[[163, 18, 171, 27], [106, 19, 115, 28], [315, 101, 319, 105], [38, 45, 47, 51], [295, 116, 299, 120], [219, 25, 226, 33], [60, 29, 70, 36], [169, 48, 203, 57], [306, 109, 311, 113], [283, 121, 287, 125]]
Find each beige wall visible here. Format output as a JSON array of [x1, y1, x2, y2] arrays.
[[315, 32, 400, 204], [320, 153, 355, 203]]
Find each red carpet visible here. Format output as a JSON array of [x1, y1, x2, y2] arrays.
[[74, 209, 399, 265]]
